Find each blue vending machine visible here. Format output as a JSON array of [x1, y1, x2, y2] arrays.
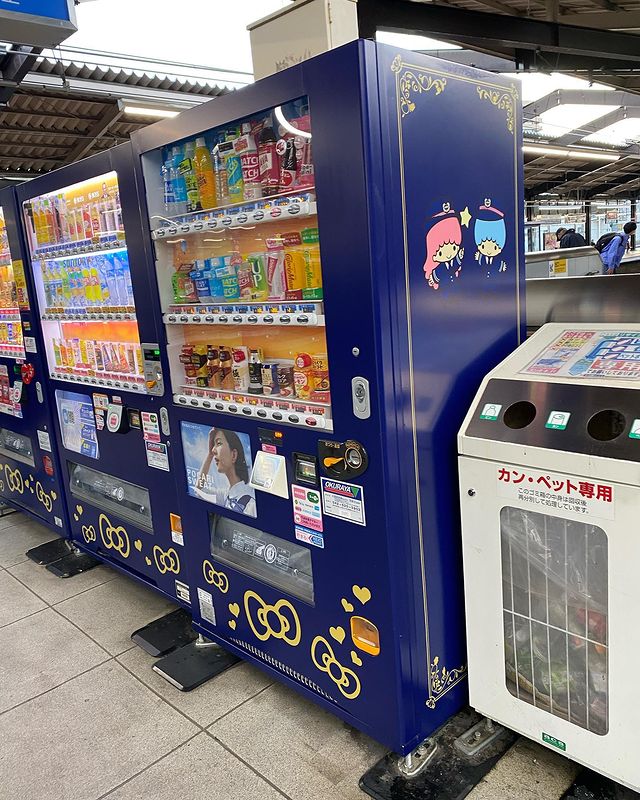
[[134, 41, 525, 753], [0, 187, 69, 537], [15, 145, 191, 605]]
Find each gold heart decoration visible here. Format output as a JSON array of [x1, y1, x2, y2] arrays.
[[329, 626, 346, 644], [351, 650, 363, 667], [228, 602, 240, 618], [76, 504, 83, 514], [73, 514, 78, 522], [145, 556, 152, 566], [352, 585, 372, 605], [134, 539, 143, 552], [51, 491, 57, 500], [228, 619, 237, 630], [341, 598, 354, 613]]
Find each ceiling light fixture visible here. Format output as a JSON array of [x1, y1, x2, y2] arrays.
[[122, 105, 180, 119], [523, 143, 620, 162]]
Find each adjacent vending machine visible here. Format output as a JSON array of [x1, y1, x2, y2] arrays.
[[134, 40, 524, 753], [15, 146, 191, 603], [459, 323, 640, 791], [0, 188, 69, 533]]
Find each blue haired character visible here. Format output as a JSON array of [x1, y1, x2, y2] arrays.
[[474, 199, 507, 276]]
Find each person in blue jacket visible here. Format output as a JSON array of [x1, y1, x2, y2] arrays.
[[601, 221, 637, 274]]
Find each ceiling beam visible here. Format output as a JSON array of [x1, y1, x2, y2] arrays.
[[559, 10, 640, 28], [0, 47, 42, 106], [356, 0, 640, 63], [555, 107, 640, 145], [524, 88, 640, 117], [62, 102, 123, 165]]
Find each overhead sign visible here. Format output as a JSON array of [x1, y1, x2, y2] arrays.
[[0, 0, 77, 48]]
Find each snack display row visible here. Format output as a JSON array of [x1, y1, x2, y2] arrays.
[[161, 103, 313, 216], [52, 337, 144, 379], [171, 228, 322, 305], [179, 343, 329, 403]]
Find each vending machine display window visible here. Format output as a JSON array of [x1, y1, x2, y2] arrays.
[[501, 506, 609, 735], [0, 428, 34, 466], [210, 514, 314, 604], [0, 209, 26, 360], [68, 461, 153, 531], [22, 173, 149, 393], [141, 97, 332, 431], [55, 390, 99, 459]]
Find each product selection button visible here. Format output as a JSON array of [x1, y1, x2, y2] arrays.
[[479, 403, 502, 421], [629, 419, 640, 439], [545, 410, 571, 430]]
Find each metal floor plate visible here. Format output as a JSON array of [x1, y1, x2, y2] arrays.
[[131, 608, 196, 657]]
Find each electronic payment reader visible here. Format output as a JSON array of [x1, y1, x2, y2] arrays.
[[459, 323, 640, 792]]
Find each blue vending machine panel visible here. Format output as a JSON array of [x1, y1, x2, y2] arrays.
[[15, 145, 190, 607], [0, 187, 67, 531], [133, 40, 524, 753]]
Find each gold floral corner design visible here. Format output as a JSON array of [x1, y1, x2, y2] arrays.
[[392, 56, 447, 117], [426, 656, 467, 708], [476, 86, 517, 134]]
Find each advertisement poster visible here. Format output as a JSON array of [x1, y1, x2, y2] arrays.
[[181, 421, 256, 518], [522, 329, 640, 380], [55, 390, 99, 459]]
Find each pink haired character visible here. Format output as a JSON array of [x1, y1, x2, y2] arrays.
[[423, 202, 464, 290]]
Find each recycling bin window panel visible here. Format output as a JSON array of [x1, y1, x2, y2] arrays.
[[0, 208, 26, 361], [21, 172, 149, 393], [501, 506, 608, 735], [141, 96, 332, 431]]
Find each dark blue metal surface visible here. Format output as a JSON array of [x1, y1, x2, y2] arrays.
[[131, 40, 524, 753], [0, 186, 69, 532], [14, 145, 190, 606]]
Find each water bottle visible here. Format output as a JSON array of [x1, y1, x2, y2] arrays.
[[170, 146, 188, 216], [162, 159, 175, 215]]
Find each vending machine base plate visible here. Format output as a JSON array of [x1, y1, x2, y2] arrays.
[[359, 708, 517, 800], [562, 769, 640, 800], [131, 608, 196, 657], [45, 550, 101, 578], [152, 640, 240, 692], [26, 537, 72, 565]]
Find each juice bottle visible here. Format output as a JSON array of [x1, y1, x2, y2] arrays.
[[61, 264, 72, 307], [226, 143, 244, 203], [311, 353, 330, 403], [43, 199, 55, 244], [170, 147, 188, 216], [88, 258, 101, 304], [180, 141, 201, 213], [82, 202, 93, 241], [53, 339, 62, 368], [283, 232, 305, 300], [82, 259, 92, 305], [301, 227, 322, 300], [212, 139, 233, 206], [193, 137, 217, 210], [218, 346, 234, 390]]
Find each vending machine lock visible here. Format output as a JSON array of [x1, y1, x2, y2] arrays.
[[352, 376, 371, 419], [141, 343, 164, 396]]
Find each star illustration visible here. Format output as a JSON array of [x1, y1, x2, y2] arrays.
[[460, 206, 472, 228]]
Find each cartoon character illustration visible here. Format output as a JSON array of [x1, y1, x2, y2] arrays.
[[423, 202, 464, 290], [474, 198, 507, 275]]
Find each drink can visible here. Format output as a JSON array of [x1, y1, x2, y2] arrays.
[[261, 361, 279, 395], [277, 361, 295, 397]]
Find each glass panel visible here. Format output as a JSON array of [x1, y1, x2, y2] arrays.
[[0, 428, 34, 466], [0, 208, 26, 360], [55, 390, 99, 459], [68, 461, 152, 531], [22, 173, 148, 393], [141, 97, 332, 431], [501, 506, 608, 735], [211, 514, 314, 604]]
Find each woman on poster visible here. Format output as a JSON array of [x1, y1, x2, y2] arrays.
[[196, 428, 257, 517]]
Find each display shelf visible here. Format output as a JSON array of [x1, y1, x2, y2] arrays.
[[32, 238, 126, 261], [164, 301, 324, 327], [42, 308, 136, 321], [49, 370, 146, 393], [152, 192, 316, 241], [0, 309, 21, 322], [0, 343, 25, 358], [174, 384, 332, 430]]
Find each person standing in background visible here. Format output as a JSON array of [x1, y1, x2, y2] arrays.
[[556, 227, 588, 248], [600, 221, 637, 274]]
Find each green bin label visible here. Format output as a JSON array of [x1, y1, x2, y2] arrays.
[[542, 732, 566, 751]]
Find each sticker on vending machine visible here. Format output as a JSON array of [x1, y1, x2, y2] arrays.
[[37, 429, 51, 452], [174, 580, 191, 604], [197, 588, 216, 625], [292, 484, 323, 531], [145, 441, 170, 471], [170, 513, 184, 546], [93, 393, 109, 410], [141, 411, 161, 442], [321, 478, 366, 526], [295, 525, 324, 549], [24, 337, 37, 354]]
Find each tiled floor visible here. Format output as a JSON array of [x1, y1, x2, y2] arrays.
[[0, 513, 580, 800]]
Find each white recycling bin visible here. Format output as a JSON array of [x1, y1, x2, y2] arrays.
[[458, 323, 640, 791]]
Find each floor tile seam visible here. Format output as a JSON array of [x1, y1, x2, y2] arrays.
[[0, 654, 113, 718], [114, 654, 207, 731], [7, 564, 119, 608], [0, 605, 46, 630], [205, 731, 296, 800], [49, 604, 118, 658], [206, 680, 275, 728], [93, 730, 203, 800]]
